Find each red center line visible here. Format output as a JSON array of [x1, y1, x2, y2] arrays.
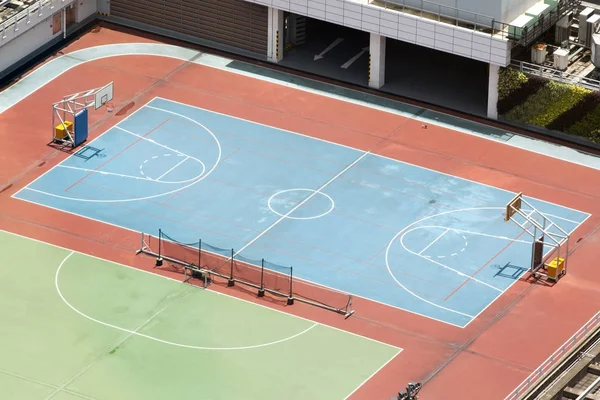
[[443, 227, 530, 301], [64, 119, 171, 193]]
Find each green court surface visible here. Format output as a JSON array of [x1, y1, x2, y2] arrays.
[[0, 230, 401, 400]]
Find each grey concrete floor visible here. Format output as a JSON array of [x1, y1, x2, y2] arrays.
[[278, 17, 489, 116]]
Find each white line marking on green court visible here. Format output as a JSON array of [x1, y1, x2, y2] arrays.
[[0, 228, 403, 349], [55, 251, 320, 351]]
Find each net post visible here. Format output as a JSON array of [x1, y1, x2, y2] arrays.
[[287, 266, 294, 305], [198, 239, 202, 269], [155, 229, 163, 267], [227, 248, 235, 287], [136, 232, 144, 255], [258, 258, 265, 297]]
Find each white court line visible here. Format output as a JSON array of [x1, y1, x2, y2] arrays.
[[55, 251, 320, 350], [462, 210, 593, 328], [0, 228, 402, 350], [58, 165, 155, 181], [115, 126, 185, 156], [231, 151, 370, 258], [415, 226, 532, 245], [12, 97, 594, 328], [155, 97, 593, 218], [400, 228, 503, 293], [2, 42, 600, 179], [343, 347, 403, 400], [58, 164, 204, 185], [156, 156, 189, 181], [14, 105, 219, 203], [14, 185, 464, 330], [418, 228, 449, 255], [385, 206, 536, 322]]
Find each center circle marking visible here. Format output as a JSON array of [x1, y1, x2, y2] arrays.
[[268, 188, 335, 220]]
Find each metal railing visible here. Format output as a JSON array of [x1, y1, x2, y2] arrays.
[[0, 0, 60, 34], [371, 0, 581, 42], [512, 60, 600, 91], [516, 0, 581, 47], [371, 0, 511, 38], [504, 311, 600, 400]]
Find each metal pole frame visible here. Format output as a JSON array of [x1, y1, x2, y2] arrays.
[[51, 83, 112, 147], [508, 197, 570, 280], [227, 249, 235, 287], [258, 259, 265, 297], [287, 266, 294, 305]]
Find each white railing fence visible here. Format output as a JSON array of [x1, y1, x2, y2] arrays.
[[504, 311, 600, 400], [511, 60, 600, 91], [1, 0, 57, 32]]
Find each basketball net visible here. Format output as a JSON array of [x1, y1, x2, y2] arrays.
[[106, 102, 114, 113]]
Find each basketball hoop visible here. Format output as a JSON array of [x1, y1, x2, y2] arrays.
[[106, 102, 114, 113]]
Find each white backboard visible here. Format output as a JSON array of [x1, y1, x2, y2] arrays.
[[94, 82, 114, 110]]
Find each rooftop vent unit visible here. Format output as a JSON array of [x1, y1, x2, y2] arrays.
[[579, 7, 595, 44], [584, 14, 600, 47], [531, 43, 548, 64], [553, 48, 569, 70], [592, 34, 600, 67]]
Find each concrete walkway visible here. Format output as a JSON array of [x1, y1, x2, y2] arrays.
[[2, 42, 600, 171]]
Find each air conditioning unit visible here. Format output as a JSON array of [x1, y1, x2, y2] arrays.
[[555, 13, 571, 44], [592, 34, 600, 67], [579, 7, 595, 44], [553, 48, 569, 70], [585, 14, 600, 48]]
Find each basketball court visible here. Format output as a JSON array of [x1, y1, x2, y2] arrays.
[[13, 97, 590, 327], [1, 24, 600, 400]]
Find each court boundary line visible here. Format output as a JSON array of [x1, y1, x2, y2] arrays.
[[401, 228, 504, 293], [342, 346, 403, 400], [57, 251, 321, 350], [2, 43, 600, 175], [11, 97, 592, 328], [153, 97, 593, 218], [57, 163, 205, 184], [467, 209, 593, 326], [13, 104, 221, 203], [409, 225, 531, 246], [0, 228, 401, 351], [385, 206, 588, 327], [231, 151, 370, 258], [13, 194, 465, 328]]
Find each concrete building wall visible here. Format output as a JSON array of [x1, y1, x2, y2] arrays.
[[393, 0, 539, 24], [0, 6, 72, 74], [248, 0, 512, 66], [77, 0, 98, 22]]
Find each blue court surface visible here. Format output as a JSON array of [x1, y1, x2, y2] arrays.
[[15, 97, 590, 327]]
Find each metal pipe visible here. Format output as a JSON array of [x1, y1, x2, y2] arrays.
[[576, 375, 600, 400]]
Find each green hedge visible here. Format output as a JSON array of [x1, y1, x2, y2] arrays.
[[498, 68, 528, 100], [547, 91, 600, 132], [504, 81, 589, 127], [497, 76, 546, 115], [565, 103, 600, 143]]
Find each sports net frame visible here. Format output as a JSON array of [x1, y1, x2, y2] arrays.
[[136, 230, 355, 318], [504, 193, 570, 281], [52, 82, 113, 148]]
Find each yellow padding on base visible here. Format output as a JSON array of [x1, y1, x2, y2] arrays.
[[55, 120, 73, 140], [547, 257, 565, 279]]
